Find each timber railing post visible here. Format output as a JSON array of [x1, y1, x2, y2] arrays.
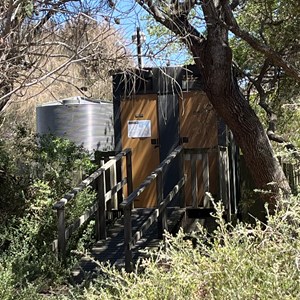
[[288, 163, 295, 194], [96, 170, 107, 240], [124, 149, 133, 272], [57, 206, 66, 261], [124, 206, 133, 272], [110, 162, 118, 210], [179, 149, 186, 209], [157, 169, 167, 239], [125, 150, 133, 196]]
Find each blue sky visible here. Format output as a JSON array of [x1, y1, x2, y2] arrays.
[[109, 1, 190, 67]]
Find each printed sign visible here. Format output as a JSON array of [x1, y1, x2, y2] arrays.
[[128, 120, 151, 138]]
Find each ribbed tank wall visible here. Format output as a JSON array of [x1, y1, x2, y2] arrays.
[[36, 98, 114, 152]]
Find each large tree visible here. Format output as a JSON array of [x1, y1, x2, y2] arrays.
[[2, 0, 298, 203], [116, 0, 300, 202]]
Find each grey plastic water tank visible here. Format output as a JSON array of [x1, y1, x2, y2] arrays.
[[36, 97, 114, 152]]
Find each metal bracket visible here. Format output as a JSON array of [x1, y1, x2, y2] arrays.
[[179, 137, 189, 144]]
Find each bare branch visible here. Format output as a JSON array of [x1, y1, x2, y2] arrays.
[[0, 1, 130, 111]]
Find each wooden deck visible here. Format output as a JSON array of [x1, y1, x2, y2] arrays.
[[51, 146, 233, 282], [71, 207, 185, 283]]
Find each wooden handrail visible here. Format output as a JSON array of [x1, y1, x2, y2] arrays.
[[53, 149, 131, 210], [158, 176, 186, 213], [52, 148, 132, 260], [120, 145, 183, 209], [128, 176, 186, 249], [122, 145, 184, 272]]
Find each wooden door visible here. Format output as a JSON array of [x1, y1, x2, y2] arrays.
[[121, 94, 160, 207], [180, 91, 218, 148], [179, 91, 219, 206]]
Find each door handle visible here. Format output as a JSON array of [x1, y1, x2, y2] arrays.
[[179, 137, 189, 144], [151, 138, 160, 148]]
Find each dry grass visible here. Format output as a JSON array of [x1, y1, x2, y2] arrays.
[[1, 22, 131, 131]]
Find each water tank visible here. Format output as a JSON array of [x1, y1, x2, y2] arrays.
[[36, 97, 114, 152]]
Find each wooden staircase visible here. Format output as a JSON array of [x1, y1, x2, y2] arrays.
[[71, 207, 185, 283], [50, 145, 233, 283]]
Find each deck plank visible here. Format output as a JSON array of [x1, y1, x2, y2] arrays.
[[71, 207, 185, 283]]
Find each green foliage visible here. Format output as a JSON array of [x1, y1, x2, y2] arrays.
[[66, 187, 97, 226], [0, 177, 62, 289], [74, 220, 97, 253], [143, 8, 204, 65], [73, 195, 300, 300], [23, 0, 34, 17], [0, 184, 97, 296], [0, 260, 42, 300], [0, 124, 95, 218], [0, 124, 98, 296], [236, 0, 300, 52], [231, 0, 300, 147], [36, 133, 95, 195]]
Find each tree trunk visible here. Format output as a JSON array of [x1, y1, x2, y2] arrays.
[[188, 10, 291, 203], [136, 0, 292, 204]]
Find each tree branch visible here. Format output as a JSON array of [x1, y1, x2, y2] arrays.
[[221, 1, 300, 82], [234, 60, 300, 161], [136, 0, 206, 51]]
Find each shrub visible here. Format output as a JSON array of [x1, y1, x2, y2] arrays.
[[0, 125, 97, 296], [78, 194, 300, 300], [0, 260, 43, 300], [1, 124, 300, 299], [0, 124, 95, 218]]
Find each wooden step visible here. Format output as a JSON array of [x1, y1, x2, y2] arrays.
[[70, 207, 185, 283]]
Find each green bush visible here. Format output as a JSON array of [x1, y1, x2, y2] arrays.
[[0, 125, 98, 296], [1, 124, 300, 299], [1, 193, 300, 299], [0, 125, 95, 219], [76, 194, 300, 300], [0, 260, 43, 300], [36, 134, 95, 194]]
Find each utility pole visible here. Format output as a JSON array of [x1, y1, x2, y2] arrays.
[[132, 27, 145, 68]]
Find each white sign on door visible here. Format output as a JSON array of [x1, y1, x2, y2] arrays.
[[128, 120, 151, 138]]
